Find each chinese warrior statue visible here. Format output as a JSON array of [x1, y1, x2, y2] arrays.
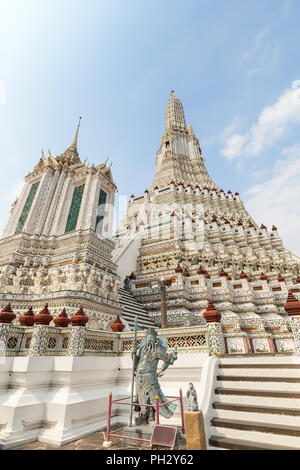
[[133, 328, 178, 424]]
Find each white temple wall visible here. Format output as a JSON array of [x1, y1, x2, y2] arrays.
[[0, 352, 209, 448], [115, 233, 142, 282]]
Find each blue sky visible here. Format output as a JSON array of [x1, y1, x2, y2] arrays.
[[0, 0, 300, 255]]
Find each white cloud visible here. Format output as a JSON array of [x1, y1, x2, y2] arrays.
[[241, 26, 270, 61], [221, 81, 300, 161], [244, 145, 300, 257], [255, 26, 270, 50]]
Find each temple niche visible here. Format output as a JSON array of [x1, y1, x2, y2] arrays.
[[0, 118, 123, 330], [113, 91, 300, 351]]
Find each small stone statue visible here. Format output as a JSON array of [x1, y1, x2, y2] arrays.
[[124, 275, 131, 291], [186, 382, 199, 412]]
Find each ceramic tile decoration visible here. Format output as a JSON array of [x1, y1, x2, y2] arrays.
[[289, 316, 300, 354], [95, 188, 107, 234], [65, 184, 85, 233], [207, 322, 225, 356], [0, 118, 121, 331], [28, 325, 49, 356], [15, 182, 39, 234], [67, 326, 86, 356], [112, 91, 300, 351], [0, 93, 300, 356]]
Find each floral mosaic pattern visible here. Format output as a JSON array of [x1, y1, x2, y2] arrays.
[[28, 325, 49, 356], [0, 323, 10, 355], [67, 327, 86, 356], [290, 317, 300, 354], [65, 184, 85, 233], [15, 182, 39, 234], [207, 322, 225, 356]]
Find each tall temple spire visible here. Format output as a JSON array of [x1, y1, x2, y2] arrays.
[[58, 117, 82, 164], [151, 92, 216, 189], [165, 90, 187, 132]]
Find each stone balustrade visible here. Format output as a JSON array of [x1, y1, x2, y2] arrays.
[[0, 324, 210, 357], [2, 320, 297, 357], [0, 293, 299, 357]]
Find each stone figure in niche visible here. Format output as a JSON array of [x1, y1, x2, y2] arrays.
[[41, 270, 51, 293], [50, 267, 59, 292], [0, 267, 12, 291], [102, 271, 110, 298], [133, 328, 177, 424], [13, 268, 25, 292], [112, 277, 120, 300]]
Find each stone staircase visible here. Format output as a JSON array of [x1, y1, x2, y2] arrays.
[[118, 287, 155, 330], [208, 356, 300, 450]]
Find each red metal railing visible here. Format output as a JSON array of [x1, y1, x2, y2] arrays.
[[105, 390, 185, 446]]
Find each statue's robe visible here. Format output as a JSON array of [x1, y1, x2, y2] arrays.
[[134, 345, 176, 419]]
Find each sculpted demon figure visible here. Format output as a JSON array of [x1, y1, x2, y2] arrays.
[[133, 328, 178, 424]]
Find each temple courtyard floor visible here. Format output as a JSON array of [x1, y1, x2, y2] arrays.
[[8, 424, 186, 450]]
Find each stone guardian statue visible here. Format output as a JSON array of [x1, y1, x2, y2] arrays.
[[133, 328, 177, 424]]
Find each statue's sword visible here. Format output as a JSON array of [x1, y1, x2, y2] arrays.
[[129, 315, 138, 427]]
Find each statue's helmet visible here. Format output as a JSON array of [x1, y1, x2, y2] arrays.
[[146, 328, 157, 341]]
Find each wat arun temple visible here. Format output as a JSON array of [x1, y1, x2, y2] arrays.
[[0, 92, 299, 451]]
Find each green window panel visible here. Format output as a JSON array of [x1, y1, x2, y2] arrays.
[[96, 188, 107, 234], [15, 182, 40, 234], [65, 184, 85, 233]]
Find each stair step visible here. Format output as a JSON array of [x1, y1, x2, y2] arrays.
[[212, 407, 300, 427], [118, 288, 154, 329], [209, 435, 298, 451], [212, 358, 300, 449], [121, 305, 149, 315], [213, 402, 300, 416], [219, 364, 300, 369], [216, 380, 300, 392], [215, 387, 300, 399], [218, 368, 300, 378], [217, 375, 300, 383], [211, 417, 300, 437]]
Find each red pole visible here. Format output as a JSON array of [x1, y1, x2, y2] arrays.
[[179, 388, 185, 434], [106, 392, 112, 442], [155, 395, 160, 425]]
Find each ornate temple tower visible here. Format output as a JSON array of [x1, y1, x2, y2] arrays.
[[151, 90, 217, 190], [114, 91, 300, 354], [0, 119, 123, 330]]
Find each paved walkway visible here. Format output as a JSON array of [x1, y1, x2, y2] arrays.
[[12, 425, 185, 450]]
